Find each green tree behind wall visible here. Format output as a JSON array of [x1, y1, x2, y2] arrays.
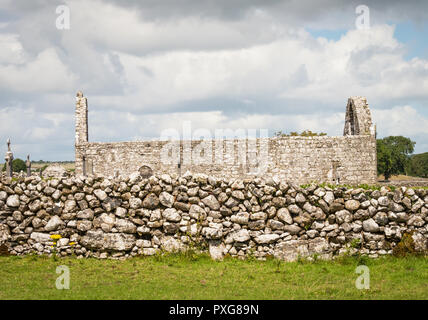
[[407, 152, 428, 178], [377, 136, 415, 181], [2, 158, 27, 173]]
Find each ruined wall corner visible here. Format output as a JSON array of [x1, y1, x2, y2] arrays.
[[75, 90, 88, 175], [343, 96, 374, 136]]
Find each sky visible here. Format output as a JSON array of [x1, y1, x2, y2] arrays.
[[0, 0, 427, 161]]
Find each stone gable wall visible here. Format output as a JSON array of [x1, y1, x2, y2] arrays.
[[1, 173, 426, 261]]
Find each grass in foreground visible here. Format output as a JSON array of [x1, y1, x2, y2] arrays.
[[0, 253, 426, 300]]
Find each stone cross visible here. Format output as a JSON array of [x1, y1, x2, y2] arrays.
[[26, 154, 31, 177], [5, 139, 13, 178], [4, 153, 10, 176]]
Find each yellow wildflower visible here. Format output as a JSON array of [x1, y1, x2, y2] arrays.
[[50, 234, 62, 240]]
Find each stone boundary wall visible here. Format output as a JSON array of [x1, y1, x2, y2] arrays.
[[77, 134, 377, 185], [1, 173, 426, 261], [378, 180, 428, 188]]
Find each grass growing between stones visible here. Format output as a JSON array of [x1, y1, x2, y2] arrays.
[[0, 254, 426, 300]]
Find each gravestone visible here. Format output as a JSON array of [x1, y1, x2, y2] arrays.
[[26, 155, 31, 177], [5, 139, 13, 178]]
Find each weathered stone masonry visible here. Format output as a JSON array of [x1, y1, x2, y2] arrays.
[[1, 95, 424, 261], [75, 92, 377, 184], [0, 173, 426, 260]]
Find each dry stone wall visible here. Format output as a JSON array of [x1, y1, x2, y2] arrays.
[[1, 173, 427, 261]]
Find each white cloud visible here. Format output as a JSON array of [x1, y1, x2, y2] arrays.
[[0, 33, 26, 64], [0, 47, 77, 93], [87, 109, 345, 143], [1, 0, 428, 160], [0, 106, 72, 141], [0, 106, 74, 160], [373, 105, 428, 137], [85, 24, 428, 116], [373, 105, 428, 153]]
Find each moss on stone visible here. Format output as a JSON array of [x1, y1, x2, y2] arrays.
[[392, 231, 416, 257], [0, 243, 10, 256]]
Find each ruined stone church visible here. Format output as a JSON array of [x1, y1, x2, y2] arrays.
[[75, 92, 377, 184]]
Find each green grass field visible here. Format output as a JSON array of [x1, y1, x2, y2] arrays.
[[0, 253, 426, 300]]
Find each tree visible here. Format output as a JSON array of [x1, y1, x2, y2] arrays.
[[377, 140, 392, 180], [2, 158, 27, 173], [377, 136, 415, 181], [407, 152, 428, 178]]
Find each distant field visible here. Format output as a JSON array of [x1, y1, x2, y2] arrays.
[[0, 162, 75, 173], [378, 174, 428, 182], [31, 162, 75, 171]]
